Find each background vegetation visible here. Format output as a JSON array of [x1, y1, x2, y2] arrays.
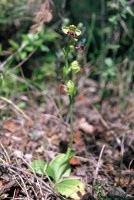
[[0, 0, 133, 100]]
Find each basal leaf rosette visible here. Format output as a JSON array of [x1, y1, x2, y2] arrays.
[[62, 25, 81, 38]]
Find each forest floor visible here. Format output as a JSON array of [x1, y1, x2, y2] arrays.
[[0, 76, 134, 200]]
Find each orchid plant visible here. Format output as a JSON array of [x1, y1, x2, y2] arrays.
[[30, 25, 85, 200], [59, 24, 85, 150]]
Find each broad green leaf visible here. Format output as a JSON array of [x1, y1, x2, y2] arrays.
[[19, 51, 27, 60], [30, 159, 46, 175], [43, 33, 58, 41], [125, 6, 134, 16], [120, 0, 126, 7], [104, 58, 113, 67], [9, 39, 19, 49], [40, 45, 49, 52], [25, 46, 34, 52], [55, 178, 86, 200], [46, 148, 74, 182], [108, 16, 118, 25], [17, 102, 26, 109], [107, 44, 120, 50]]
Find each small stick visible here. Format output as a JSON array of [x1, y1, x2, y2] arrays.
[[93, 144, 105, 186], [0, 180, 17, 196]]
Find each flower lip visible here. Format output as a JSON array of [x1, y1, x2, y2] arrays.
[[75, 45, 85, 51], [67, 31, 78, 38], [59, 84, 67, 93], [62, 25, 81, 37]]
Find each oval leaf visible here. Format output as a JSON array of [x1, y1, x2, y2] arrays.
[[56, 178, 86, 200], [30, 159, 46, 175], [46, 148, 74, 182]]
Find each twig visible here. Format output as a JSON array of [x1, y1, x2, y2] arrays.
[[19, 156, 44, 198], [0, 180, 17, 196], [92, 105, 109, 129], [118, 15, 133, 40], [46, 94, 63, 120], [0, 41, 28, 71], [0, 96, 30, 120], [127, 0, 134, 5], [0, 162, 52, 194], [9, 49, 36, 71], [93, 144, 105, 186], [0, 143, 11, 164], [9, 168, 31, 200], [6, 71, 38, 90]]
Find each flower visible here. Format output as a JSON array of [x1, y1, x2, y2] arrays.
[[67, 80, 76, 97], [69, 45, 75, 51], [59, 81, 76, 97], [75, 45, 85, 51], [59, 84, 67, 93], [70, 61, 81, 73], [62, 25, 81, 38]]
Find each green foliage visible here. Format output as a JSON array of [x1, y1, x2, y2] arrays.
[[30, 160, 47, 175], [30, 148, 85, 199], [0, 26, 58, 95], [0, 0, 33, 27], [56, 178, 85, 200], [46, 148, 74, 182], [94, 181, 105, 199]]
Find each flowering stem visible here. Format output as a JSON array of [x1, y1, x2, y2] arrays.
[[61, 26, 82, 150], [68, 98, 74, 149], [64, 38, 75, 150], [65, 53, 69, 69]]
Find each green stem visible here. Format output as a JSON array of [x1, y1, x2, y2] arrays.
[[65, 36, 72, 69], [63, 36, 75, 150], [68, 99, 74, 149], [65, 53, 69, 68]]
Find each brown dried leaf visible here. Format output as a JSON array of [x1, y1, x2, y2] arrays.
[[73, 131, 85, 147], [30, 0, 53, 33], [3, 120, 19, 133], [70, 157, 81, 165], [79, 118, 95, 134], [114, 177, 134, 187]]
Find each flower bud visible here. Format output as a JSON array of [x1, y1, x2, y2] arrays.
[[67, 80, 76, 97], [63, 18, 70, 26], [77, 22, 83, 29], [69, 45, 74, 51], [70, 61, 81, 73]]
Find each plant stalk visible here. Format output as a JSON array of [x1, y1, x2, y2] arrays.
[[68, 99, 74, 149]]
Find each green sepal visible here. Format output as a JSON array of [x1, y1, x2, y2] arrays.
[[63, 66, 71, 77]]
